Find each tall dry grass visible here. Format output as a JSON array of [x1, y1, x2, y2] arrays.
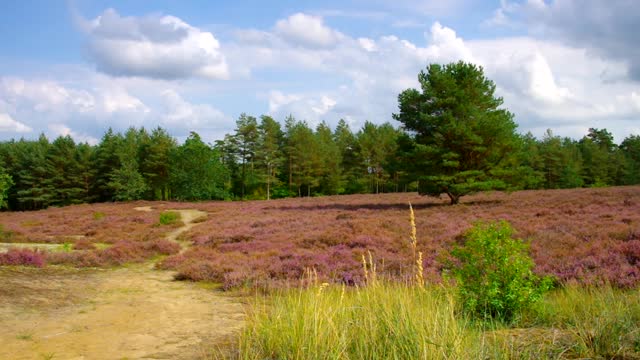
[[234, 280, 485, 359]]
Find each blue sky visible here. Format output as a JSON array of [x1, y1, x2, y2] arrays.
[[0, 0, 638, 144]]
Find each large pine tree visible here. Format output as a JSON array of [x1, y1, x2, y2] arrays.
[[394, 61, 518, 204]]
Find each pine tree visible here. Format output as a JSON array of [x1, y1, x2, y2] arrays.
[[256, 115, 284, 200], [394, 61, 519, 204]]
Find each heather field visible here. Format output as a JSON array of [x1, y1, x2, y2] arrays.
[[1, 186, 640, 287], [160, 186, 640, 290]]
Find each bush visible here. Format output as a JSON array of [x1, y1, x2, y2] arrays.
[[158, 211, 180, 225], [448, 220, 552, 321]]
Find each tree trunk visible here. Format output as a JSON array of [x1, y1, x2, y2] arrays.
[[446, 192, 460, 205], [289, 156, 293, 191], [267, 164, 271, 200]]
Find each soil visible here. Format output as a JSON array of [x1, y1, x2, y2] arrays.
[[0, 209, 245, 360]]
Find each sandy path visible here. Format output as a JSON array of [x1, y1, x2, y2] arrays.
[[0, 209, 244, 360], [166, 209, 208, 251]]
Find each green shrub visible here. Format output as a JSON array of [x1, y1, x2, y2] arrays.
[[159, 211, 180, 225], [93, 211, 105, 220], [448, 220, 552, 321]]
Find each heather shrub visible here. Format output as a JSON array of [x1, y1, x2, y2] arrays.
[[0, 248, 46, 267], [448, 221, 552, 321], [73, 238, 96, 250], [48, 239, 180, 267], [159, 211, 180, 225]]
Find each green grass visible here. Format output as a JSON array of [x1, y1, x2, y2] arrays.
[[522, 285, 640, 358], [228, 282, 640, 359], [158, 211, 180, 225], [233, 281, 485, 359]]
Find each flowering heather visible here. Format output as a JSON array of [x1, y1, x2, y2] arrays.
[[159, 186, 640, 289], [47, 239, 180, 267], [0, 201, 186, 244], [2, 187, 640, 288], [0, 248, 46, 267]]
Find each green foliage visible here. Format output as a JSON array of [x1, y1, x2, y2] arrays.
[[62, 242, 73, 252], [159, 211, 180, 225], [139, 127, 176, 200], [93, 211, 105, 220], [394, 61, 519, 204], [448, 221, 552, 321], [108, 160, 147, 201], [0, 164, 13, 209], [169, 132, 229, 200], [1, 114, 640, 209], [256, 115, 284, 200]]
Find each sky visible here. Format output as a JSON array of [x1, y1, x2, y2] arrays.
[[0, 0, 638, 145]]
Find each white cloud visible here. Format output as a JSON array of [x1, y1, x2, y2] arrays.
[[268, 91, 302, 114], [632, 92, 640, 111], [48, 123, 99, 145], [488, 0, 640, 80], [85, 9, 229, 80], [0, 74, 232, 143], [311, 96, 337, 115], [160, 89, 228, 131], [0, 113, 32, 133], [101, 87, 149, 114], [358, 38, 377, 52], [525, 52, 572, 104], [274, 13, 343, 48], [423, 22, 474, 63]]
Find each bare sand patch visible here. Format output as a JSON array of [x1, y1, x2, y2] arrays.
[[0, 265, 244, 359], [0, 208, 243, 360]]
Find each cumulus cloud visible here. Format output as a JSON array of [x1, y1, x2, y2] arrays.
[[423, 22, 474, 62], [230, 14, 640, 140], [274, 13, 344, 48], [488, 0, 640, 80], [84, 9, 229, 80], [525, 52, 573, 104], [160, 89, 228, 131], [0, 113, 32, 133], [48, 123, 99, 145], [0, 77, 149, 121], [0, 74, 233, 143]]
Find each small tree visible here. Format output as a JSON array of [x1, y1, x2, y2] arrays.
[[448, 221, 551, 321], [394, 61, 518, 204]]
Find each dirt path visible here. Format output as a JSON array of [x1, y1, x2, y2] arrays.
[[0, 209, 244, 360], [167, 209, 207, 251]]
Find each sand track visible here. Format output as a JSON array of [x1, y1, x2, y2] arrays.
[[0, 209, 244, 360]]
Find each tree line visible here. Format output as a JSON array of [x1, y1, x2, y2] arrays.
[[0, 62, 639, 210], [0, 119, 638, 211]]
